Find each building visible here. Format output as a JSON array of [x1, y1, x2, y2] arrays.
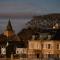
[[28, 28, 60, 59], [0, 18, 60, 60]]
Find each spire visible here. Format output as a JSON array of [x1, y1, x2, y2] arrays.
[[3, 18, 14, 37], [6, 18, 13, 31]]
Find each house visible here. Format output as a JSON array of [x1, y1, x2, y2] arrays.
[[28, 28, 60, 59]]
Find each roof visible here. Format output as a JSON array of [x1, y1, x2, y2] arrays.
[[6, 19, 13, 31], [32, 28, 60, 40], [0, 34, 7, 45], [52, 29, 60, 40]]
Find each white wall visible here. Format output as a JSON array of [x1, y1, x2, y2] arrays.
[[28, 41, 41, 50], [1, 47, 6, 55], [16, 48, 27, 54]]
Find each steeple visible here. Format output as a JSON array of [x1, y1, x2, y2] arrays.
[[4, 18, 14, 37], [6, 18, 13, 31]]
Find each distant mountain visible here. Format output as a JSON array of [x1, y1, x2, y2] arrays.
[[18, 13, 60, 40]]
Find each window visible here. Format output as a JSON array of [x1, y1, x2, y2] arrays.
[[37, 54, 39, 58], [57, 44, 59, 49], [41, 44, 43, 49], [17, 51, 19, 53], [40, 34, 48, 40], [48, 44, 51, 49], [57, 54, 59, 58], [48, 35, 51, 40]]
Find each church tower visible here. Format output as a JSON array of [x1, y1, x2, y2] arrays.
[[3, 19, 14, 37]]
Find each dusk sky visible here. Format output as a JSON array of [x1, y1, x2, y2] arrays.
[[0, 0, 60, 33], [0, 0, 60, 15]]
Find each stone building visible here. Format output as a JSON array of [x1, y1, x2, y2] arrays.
[[0, 18, 60, 60], [28, 28, 60, 59]]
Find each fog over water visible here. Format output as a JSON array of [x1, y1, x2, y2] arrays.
[[0, 18, 31, 34]]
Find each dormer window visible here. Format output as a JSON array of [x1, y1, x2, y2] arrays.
[[48, 35, 51, 40]]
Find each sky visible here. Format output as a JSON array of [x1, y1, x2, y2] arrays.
[[0, 18, 31, 34], [0, 0, 60, 33], [0, 0, 60, 15]]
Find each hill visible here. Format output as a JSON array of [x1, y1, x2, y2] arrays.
[[26, 13, 60, 29], [18, 13, 60, 40]]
